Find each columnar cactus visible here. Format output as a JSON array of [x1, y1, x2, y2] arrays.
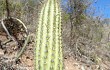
[[36, 0, 63, 70]]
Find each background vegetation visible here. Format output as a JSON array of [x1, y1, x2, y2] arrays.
[[0, 0, 110, 70]]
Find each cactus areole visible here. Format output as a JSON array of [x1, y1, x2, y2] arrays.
[[35, 0, 63, 70]]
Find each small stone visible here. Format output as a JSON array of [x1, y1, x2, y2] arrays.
[[26, 59, 33, 66], [0, 49, 4, 57]]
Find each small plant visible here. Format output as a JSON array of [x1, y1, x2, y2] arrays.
[[36, 0, 63, 70], [0, 0, 28, 46]]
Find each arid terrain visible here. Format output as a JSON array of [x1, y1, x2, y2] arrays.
[[0, 33, 110, 70], [0, 34, 35, 70], [0, 0, 110, 70]]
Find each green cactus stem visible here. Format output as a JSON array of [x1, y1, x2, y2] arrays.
[[35, 0, 63, 70]]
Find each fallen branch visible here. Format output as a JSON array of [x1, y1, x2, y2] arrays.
[[15, 34, 30, 62]]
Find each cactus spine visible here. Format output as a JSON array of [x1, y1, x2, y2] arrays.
[[36, 0, 63, 70]]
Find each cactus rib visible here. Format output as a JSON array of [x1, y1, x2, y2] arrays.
[[36, 0, 63, 70]]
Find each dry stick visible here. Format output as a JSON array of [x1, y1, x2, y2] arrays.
[[5, 0, 10, 18], [15, 34, 30, 61], [1, 19, 15, 41], [11, 17, 28, 35], [0, 18, 29, 62]]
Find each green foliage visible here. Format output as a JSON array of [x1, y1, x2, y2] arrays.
[[63, 13, 70, 22], [36, 0, 63, 70], [0, 0, 5, 17], [0, 0, 22, 18]]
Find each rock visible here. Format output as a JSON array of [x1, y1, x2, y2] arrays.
[[0, 49, 4, 57]]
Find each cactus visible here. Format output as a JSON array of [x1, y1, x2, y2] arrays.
[[35, 0, 63, 70]]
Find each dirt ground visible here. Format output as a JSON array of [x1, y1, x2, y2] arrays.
[[0, 34, 35, 70], [0, 34, 110, 70], [0, 24, 109, 69], [64, 56, 110, 70]]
